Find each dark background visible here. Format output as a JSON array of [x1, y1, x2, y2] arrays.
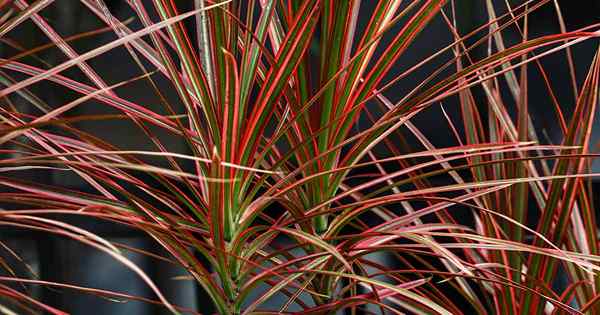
[[1, 1, 599, 314]]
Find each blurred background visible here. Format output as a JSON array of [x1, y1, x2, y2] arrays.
[[0, 0, 599, 313]]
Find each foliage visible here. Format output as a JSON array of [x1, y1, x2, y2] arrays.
[[0, 0, 599, 314]]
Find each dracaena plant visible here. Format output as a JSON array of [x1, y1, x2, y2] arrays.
[[0, 0, 599, 314]]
